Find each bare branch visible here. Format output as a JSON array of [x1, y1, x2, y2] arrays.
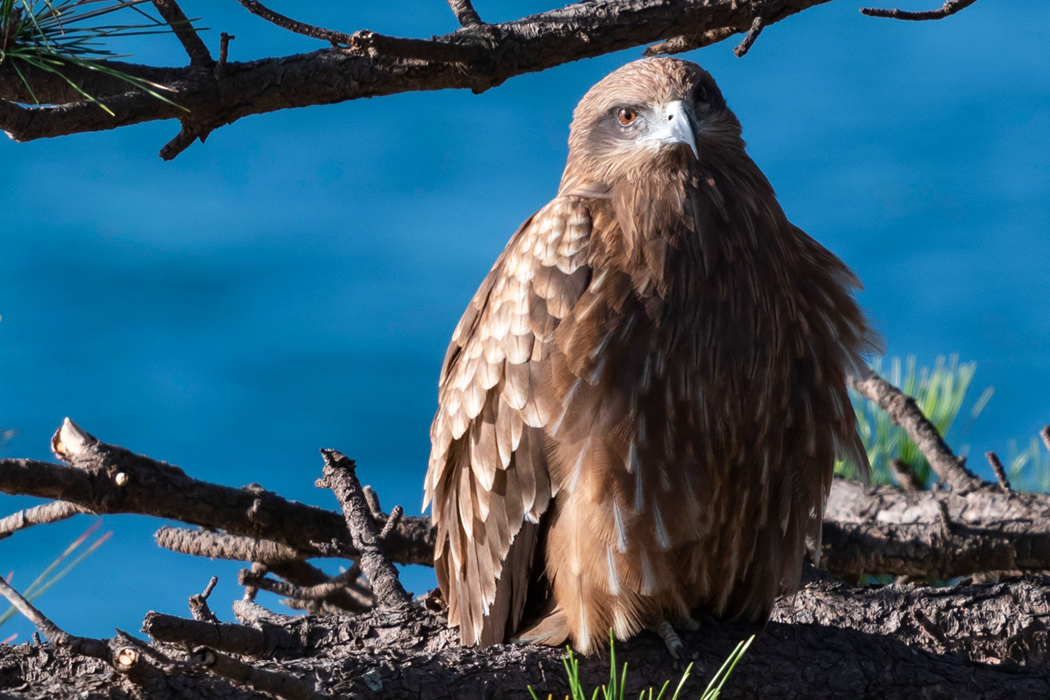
[[238, 567, 371, 612], [189, 576, 220, 623], [316, 450, 412, 609], [986, 451, 1013, 492], [347, 30, 484, 64], [144, 610, 303, 658], [861, 0, 979, 21], [2, 0, 848, 151], [0, 576, 111, 661], [155, 526, 306, 564], [0, 501, 88, 540], [732, 15, 765, 57], [151, 0, 212, 66], [823, 479, 1050, 580], [156, 526, 373, 612], [214, 32, 235, 80], [848, 367, 983, 492], [0, 419, 435, 566], [159, 122, 202, 161], [447, 0, 483, 27], [234, 0, 352, 46]]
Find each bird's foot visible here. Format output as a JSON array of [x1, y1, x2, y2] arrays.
[[650, 618, 685, 659]]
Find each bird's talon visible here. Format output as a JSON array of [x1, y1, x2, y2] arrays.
[[653, 619, 684, 659]]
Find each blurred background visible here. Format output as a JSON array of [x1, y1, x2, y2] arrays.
[[0, 0, 1047, 642]]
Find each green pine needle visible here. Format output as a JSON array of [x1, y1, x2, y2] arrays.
[[0, 519, 111, 628], [1, 0, 193, 113]]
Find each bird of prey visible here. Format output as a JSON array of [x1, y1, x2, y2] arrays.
[[423, 57, 878, 654]]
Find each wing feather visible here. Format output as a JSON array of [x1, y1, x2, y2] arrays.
[[425, 197, 594, 645]]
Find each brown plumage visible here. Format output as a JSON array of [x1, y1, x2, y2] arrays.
[[423, 57, 879, 653]]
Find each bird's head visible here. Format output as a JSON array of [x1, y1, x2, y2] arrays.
[[559, 57, 743, 196]]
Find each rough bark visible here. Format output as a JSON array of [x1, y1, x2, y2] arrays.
[[6, 420, 1050, 586], [1, 572, 1049, 699], [0, 0, 981, 157], [0, 419, 434, 566], [0, 398, 1045, 698]]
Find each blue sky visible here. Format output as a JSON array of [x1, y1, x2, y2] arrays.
[[0, 0, 1048, 641]]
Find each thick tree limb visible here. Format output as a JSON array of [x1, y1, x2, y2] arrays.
[[0, 0, 980, 156], [0, 418, 434, 566], [5, 417, 1050, 587], [823, 479, 1050, 580]]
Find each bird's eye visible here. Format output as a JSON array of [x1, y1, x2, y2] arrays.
[[693, 83, 709, 104], [616, 108, 638, 126]]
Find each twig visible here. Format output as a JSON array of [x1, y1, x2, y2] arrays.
[[889, 458, 924, 491], [861, 0, 979, 20], [363, 485, 384, 521], [985, 452, 1012, 493], [156, 526, 371, 611], [447, 0, 483, 27], [936, 498, 954, 538], [189, 576, 220, 623], [215, 32, 235, 80], [236, 0, 483, 63], [235, 0, 353, 46], [0, 501, 88, 541], [644, 27, 740, 56], [379, 505, 404, 541], [151, 0, 213, 67], [188, 647, 327, 700], [316, 450, 412, 609], [732, 16, 765, 57], [159, 122, 200, 161], [238, 567, 371, 612], [849, 367, 983, 492], [0, 576, 111, 661]]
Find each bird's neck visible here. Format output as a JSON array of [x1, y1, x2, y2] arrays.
[[586, 151, 791, 302]]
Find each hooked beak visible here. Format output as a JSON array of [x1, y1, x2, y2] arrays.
[[643, 100, 698, 160]]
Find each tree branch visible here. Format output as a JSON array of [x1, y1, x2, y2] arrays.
[[848, 366, 983, 492], [823, 479, 1050, 580], [151, 0, 212, 67], [447, 0, 483, 27], [3, 0, 851, 152], [14, 573, 1050, 699], [0, 500, 88, 540], [316, 449, 412, 610], [0, 418, 435, 566], [861, 0, 979, 21]]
